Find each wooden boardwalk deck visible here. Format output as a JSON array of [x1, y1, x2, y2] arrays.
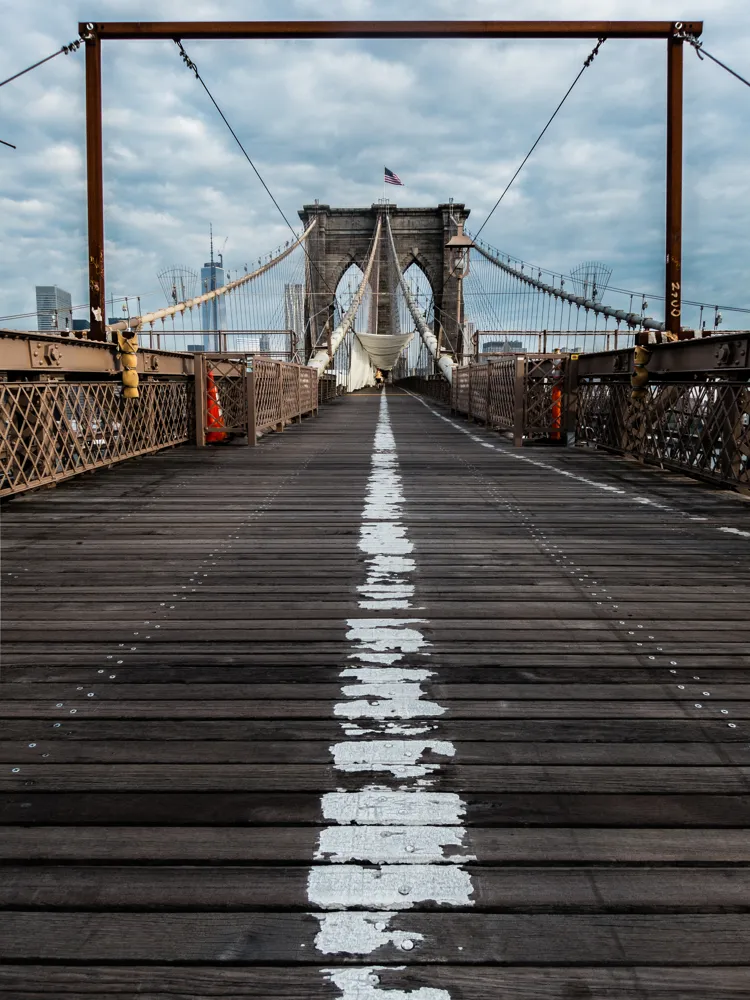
[[2, 387, 750, 999]]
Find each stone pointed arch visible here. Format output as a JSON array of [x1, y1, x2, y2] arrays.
[[299, 201, 469, 359]]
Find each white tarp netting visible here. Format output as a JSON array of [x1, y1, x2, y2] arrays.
[[355, 332, 414, 372], [346, 333, 377, 392]]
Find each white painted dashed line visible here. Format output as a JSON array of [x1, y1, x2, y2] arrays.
[[311, 391, 471, 999], [718, 526, 750, 539], [404, 390, 750, 541]]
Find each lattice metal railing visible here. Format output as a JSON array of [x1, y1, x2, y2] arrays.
[[444, 355, 570, 445], [0, 379, 190, 498], [251, 357, 318, 438], [398, 375, 451, 406], [577, 376, 750, 489]]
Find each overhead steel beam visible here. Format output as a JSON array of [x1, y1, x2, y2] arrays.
[[80, 20, 703, 40]]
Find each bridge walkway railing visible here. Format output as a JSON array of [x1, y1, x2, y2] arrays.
[[400, 331, 750, 493], [0, 331, 336, 500]]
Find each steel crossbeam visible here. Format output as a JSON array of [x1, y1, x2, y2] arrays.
[[79, 19, 701, 343]]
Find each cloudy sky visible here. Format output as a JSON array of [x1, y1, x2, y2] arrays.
[[1, 0, 749, 326]]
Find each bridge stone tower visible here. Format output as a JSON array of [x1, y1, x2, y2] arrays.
[[299, 201, 470, 363]]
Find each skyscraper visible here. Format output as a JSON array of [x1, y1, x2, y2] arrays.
[[200, 261, 226, 351], [36, 286, 73, 332]]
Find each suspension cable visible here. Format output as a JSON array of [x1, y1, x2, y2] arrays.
[[0, 38, 83, 90], [174, 40, 341, 318], [473, 37, 606, 243], [677, 30, 750, 90]]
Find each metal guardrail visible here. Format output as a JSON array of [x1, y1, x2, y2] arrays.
[[576, 332, 750, 491], [408, 335, 750, 490], [0, 332, 326, 498], [0, 379, 191, 498], [398, 375, 451, 406], [449, 355, 573, 446]]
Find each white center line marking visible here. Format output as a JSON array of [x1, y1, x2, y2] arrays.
[[311, 391, 473, 999]]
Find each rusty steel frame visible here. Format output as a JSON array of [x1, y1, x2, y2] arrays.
[[79, 19, 701, 344]]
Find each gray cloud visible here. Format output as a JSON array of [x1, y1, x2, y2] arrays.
[[1, 0, 748, 326]]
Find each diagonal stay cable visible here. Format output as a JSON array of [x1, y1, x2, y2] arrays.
[[174, 40, 342, 314], [473, 36, 606, 243], [678, 30, 750, 90], [0, 38, 83, 90], [425, 38, 608, 358]]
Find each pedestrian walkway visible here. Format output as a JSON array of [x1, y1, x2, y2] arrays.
[[1, 387, 750, 998]]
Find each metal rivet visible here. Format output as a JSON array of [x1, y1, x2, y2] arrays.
[[110, 675, 116, 679], [55, 703, 63, 708], [401, 940, 415, 951], [76, 686, 83, 691], [98, 669, 105, 674], [678, 685, 685, 690], [695, 704, 703, 709], [87, 693, 95, 698], [703, 692, 711, 697], [28, 743, 36, 748], [729, 723, 737, 728], [11, 768, 20, 773], [52, 723, 61, 729], [70, 709, 77, 714], [721, 710, 729, 715], [42, 753, 49, 758]]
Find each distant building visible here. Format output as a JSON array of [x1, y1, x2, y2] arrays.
[[200, 260, 226, 351], [482, 338, 524, 353], [36, 286, 72, 332]]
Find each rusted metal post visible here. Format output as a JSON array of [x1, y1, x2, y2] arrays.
[[276, 361, 284, 431], [665, 30, 684, 338], [85, 32, 106, 343], [246, 369, 257, 446], [485, 360, 493, 428], [564, 354, 579, 442], [194, 354, 207, 447], [513, 354, 525, 448]]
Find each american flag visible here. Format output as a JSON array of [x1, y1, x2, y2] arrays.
[[384, 167, 404, 187]]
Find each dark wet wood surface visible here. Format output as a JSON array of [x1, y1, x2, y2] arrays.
[[2, 387, 750, 997]]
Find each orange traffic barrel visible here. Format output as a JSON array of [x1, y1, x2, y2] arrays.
[[205, 370, 229, 444]]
